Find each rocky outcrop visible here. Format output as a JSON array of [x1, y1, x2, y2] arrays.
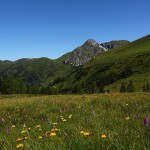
[[64, 39, 107, 66], [100, 40, 130, 50], [64, 39, 130, 66]]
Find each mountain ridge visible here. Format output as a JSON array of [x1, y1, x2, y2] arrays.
[[0, 35, 149, 94], [64, 39, 130, 66], [52, 34, 150, 93], [0, 39, 130, 65]]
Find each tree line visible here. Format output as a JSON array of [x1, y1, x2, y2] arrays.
[[0, 77, 149, 95], [120, 80, 150, 93]]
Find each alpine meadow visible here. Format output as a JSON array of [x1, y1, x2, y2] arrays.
[[0, 0, 150, 149], [0, 34, 150, 150]]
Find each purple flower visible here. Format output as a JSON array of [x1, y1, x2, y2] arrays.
[[5, 125, 11, 134], [144, 117, 148, 127]]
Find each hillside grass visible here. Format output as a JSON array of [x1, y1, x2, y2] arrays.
[[86, 34, 150, 67], [0, 57, 74, 86], [57, 35, 150, 92], [0, 93, 150, 150], [105, 71, 150, 92]]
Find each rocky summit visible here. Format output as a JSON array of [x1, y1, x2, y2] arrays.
[[64, 39, 107, 66], [64, 39, 129, 66]]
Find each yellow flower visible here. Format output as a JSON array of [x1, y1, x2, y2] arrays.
[[62, 119, 66, 122], [83, 132, 91, 137], [101, 134, 107, 138], [53, 122, 58, 125], [50, 132, 56, 137], [60, 116, 63, 119], [68, 114, 72, 119], [80, 131, 85, 134], [21, 130, 27, 134], [38, 136, 42, 139], [16, 143, 24, 148], [35, 125, 41, 128], [16, 138, 22, 142], [11, 125, 16, 128], [125, 117, 130, 120], [51, 128, 60, 132]]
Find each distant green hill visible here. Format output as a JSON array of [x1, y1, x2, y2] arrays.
[[0, 57, 74, 87], [55, 35, 150, 93]]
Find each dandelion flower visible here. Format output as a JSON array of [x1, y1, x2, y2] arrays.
[[80, 131, 84, 134], [62, 119, 66, 122], [51, 128, 60, 132], [50, 132, 56, 137], [101, 134, 107, 138], [68, 114, 72, 119], [125, 117, 130, 120], [83, 132, 91, 137], [21, 130, 27, 134], [16, 143, 24, 148], [11, 125, 16, 128], [60, 116, 63, 119], [53, 122, 58, 125], [16, 138, 22, 142], [35, 125, 41, 128], [38, 136, 42, 139]]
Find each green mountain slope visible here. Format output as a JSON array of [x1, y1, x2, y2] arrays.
[[0, 35, 149, 94], [0, 57, 74, 87], [0, 39, 129, 90], [55, 35, 150, 93], [101, 40, 130, 49]]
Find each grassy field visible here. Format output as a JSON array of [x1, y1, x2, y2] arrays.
[[0, 93, 150, 150]]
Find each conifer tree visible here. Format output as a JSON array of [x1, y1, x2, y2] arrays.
[[120, 82, 126, 93], [146, 82, 149, 92], [127, 80, 134, 92]]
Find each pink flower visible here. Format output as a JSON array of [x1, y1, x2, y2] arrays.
[[144, 117, 148, 127]]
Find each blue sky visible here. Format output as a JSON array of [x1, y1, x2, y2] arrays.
[[0, 0, 150, 60]]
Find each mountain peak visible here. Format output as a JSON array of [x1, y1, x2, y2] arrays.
[[85, 39, 97, 44], [64, 39, 106, 66], [64, 38, 130, 66]]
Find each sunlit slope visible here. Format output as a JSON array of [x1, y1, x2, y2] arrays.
[[57, 35, 150, 92]]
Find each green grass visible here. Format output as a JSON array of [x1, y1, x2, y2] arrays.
[[105, 71, 150, 92], [0, 93, 150, 149], [57, 35, 150, 92], [0, 56, 74, 86]]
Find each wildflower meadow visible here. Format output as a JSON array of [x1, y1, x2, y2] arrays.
[[0, 93, 150, 150]]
